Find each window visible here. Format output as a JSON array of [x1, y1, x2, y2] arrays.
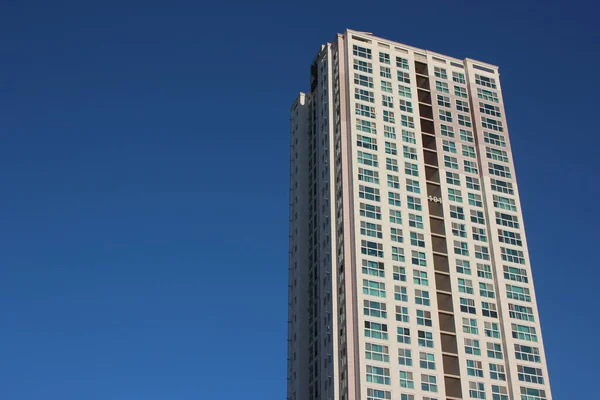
[[364, 299, 387, 318], [460, 129, 474, 142], [413, 270, 429, 286], [484, 132, 507, 147], [485, 322, 501, 338], [385, 141, 397, 155], [450, 205, 464, 220], [353, 45, 372, 59], [490, 364, 506, 381], [456, 259, 471, 275], [397, 327, 411, 344], [415, 289, 430, 306], [487, 342, 503, 359], [460, 297, 476, 314], [509, 304, 535, 322], [434, 66, 447, 79], [453, 71, 465, 83], [387, 174, 400, 189], [399, 100, 413, 113], [475, 73, 497, 88], [435, 81, 449, 93], [469, 382, 485, 399], [410, 232, 425, 248], [416, 309, 432, 326], [446, 171, 461, 185], [518, 365, 544, 384], [407, 196, 422, 211], [448, 188, 463, 203], [458, 114, 472, 127], [421, 374, 438, 392], [402, 129, 416, 144], [364, 320, 388, 339], [392, 246, 405, 262], [379, 52, 390, 64], [456, 99, 470, 112], [411, 251, 427, 266], [418, 330, 434, 347], [355, 73, 374, 88], [361, 221, 383, 238], [359, 185, 381, 202], [398, 348, 412, 366], [419, 352, 435, 369], [357, 135, 378, 150], [444, 155, 458, 169], [397, 71, 410, 83], [466, 176, 480, 190], [452, 222, 467, 237], [477, 88, 499, 103], [466, 193, 482, 208], [464, 338, 481, 355], [496, 212, 519, 228], [383, 110, 395, 123], [462, 318, 478, 334], [462, 145, 476, 158], [401, 114, 415, 128], [454, 241, 469, 256], [390, 209, 402, 224], [501, 247, 525, 264], [358, 151, 379, 167], [384, 125, 396, 138], [388, 192, 401, 206], [409, 213, 424, 229], [396, 305, 409, 322], [363, 279, 386, 297], [398, 84, 412, 98], [380, 66, 392, 79], [492, 386, 509, 400], [458, 278, 473, 294], [363, 260, 385, 277], [480, 102, 502, 117], [361, 240, 383, 257], [367, 389, 391, 400], [355, 88, 375, 103], [437, 95, 451, 108], [480, 283, 495, 299], [354, 58, 373, 73], [442, 139, 457, 153], [386, 157, 399, 172], [393, 266, 407, 282], [358, 167, 379, 184], [498, 229, 523, 246], [482, 116, 504, 132], [482, 301, 498, 318], [382, 94, 394, 108], [360, 203, 381, 220], [439, 109, 453, 122], [396, 56, 409, 69], [477, 263, 493, 279], [506, 284, 531, 302], [381, 80, 393, 93], [486, 147, 509, 162], [403, 145, 418, 160], [515, 344, 541, 363], [512, 324, 538, 342], [394, 285, 408, 302], [367, 365, 391, 385], [440, 124, 455, 137], [399, 370, 414, 388], [467, 359, 484, 377], [356, 103, 376, 118], [474, 245, 490, 260], [491, 178, 514, 194], [464, 160, 478, 174], [405, 162, 419, 177], [391, 227, 403, 243], [357, 118, 377, 134]]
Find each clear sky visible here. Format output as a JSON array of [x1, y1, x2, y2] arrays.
[[1, 0, 598, 398]]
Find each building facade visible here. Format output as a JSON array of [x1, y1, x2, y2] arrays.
[[288, 29, 552, 400]]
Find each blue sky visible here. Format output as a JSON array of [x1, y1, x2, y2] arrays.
[[1, 0, 598, 398]]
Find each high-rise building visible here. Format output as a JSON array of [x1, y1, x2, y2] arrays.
[[287, 29, 552, 400]]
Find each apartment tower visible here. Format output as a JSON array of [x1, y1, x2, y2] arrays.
[[287, 29, 551, 400]]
